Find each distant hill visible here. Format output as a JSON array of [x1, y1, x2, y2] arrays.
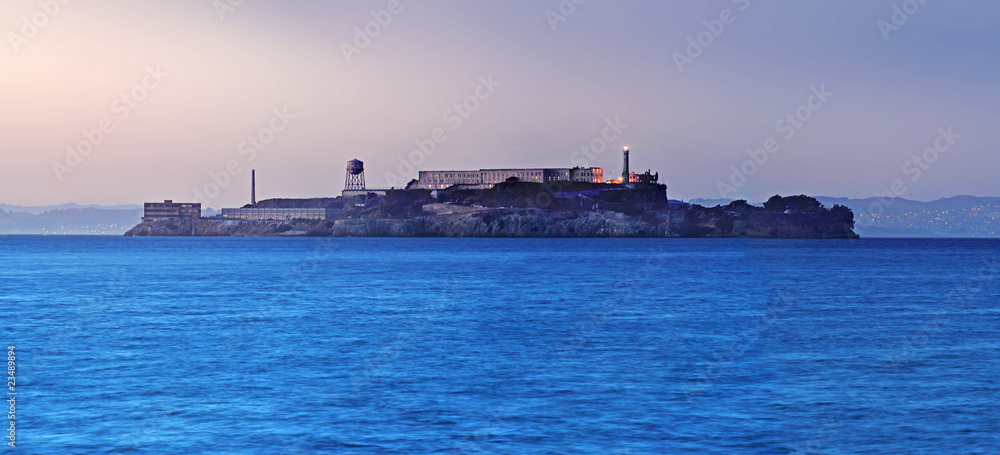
[[0, 203, 143, 215], [0, 208, 142, 235], [686, 196, 1000, 238], [687, 198, 743, 207], [0, 203, 221, 235], [815, 195, 1000, 213]]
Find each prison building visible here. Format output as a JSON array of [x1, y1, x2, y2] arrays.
[[220, 208, 338, 221], [143, 200, 201, 220], [414, 167, 603, 190], [569, 167, 601, 183]]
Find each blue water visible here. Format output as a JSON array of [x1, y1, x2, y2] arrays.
[[2, 236, 998, 454]]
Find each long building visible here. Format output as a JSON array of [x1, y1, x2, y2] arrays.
[[221, 208, 337, 221], [414, 167, 603, 190]]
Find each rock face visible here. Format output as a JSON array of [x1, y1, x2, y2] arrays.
[[123, 211, 665, 238], [124, 206, 859, 238]]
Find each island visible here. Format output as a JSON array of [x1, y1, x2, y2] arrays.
[[125, 182, 859, 238]]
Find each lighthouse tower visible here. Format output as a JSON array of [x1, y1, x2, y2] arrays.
[[622, 146, 630, 185]]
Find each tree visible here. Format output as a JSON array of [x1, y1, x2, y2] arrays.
[[724, 199, 753, 213], [763, 195, 822, 212]]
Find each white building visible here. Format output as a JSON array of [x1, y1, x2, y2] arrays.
[[414, 167, 603, 190]]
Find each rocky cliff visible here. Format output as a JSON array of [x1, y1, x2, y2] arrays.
[[125, 202, 859, 239], [124, 210, 665, 238]]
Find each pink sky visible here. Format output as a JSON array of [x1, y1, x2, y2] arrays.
[[2, 1, 998, 207]]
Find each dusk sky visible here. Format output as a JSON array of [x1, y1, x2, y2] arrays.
[[1, 0, 997, 207]]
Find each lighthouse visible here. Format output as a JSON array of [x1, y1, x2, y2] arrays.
[[622, 146, 630, 185]]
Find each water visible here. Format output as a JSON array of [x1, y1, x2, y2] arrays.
[[2, 236, 998, 454]]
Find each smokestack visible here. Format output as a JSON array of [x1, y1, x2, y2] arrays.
[[251, 169, 256, 206], [622, 146, 630, 185]]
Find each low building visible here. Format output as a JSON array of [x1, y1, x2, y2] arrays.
[[220, 208, 337, 221], [571, 167, 602, 183], [143, 200, 201, 220], [414, 167, 603, 190], [630, 170, 659, 184]]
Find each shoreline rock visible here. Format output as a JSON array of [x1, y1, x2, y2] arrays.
[[124, 208, 859, 239]]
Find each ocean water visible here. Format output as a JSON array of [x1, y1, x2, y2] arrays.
[[1, 236, 998, 454]]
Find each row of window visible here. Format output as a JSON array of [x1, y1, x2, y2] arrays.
[[222, 209, 327, 214], [221, 208, 332, 220], [419, 169, 603, 188]]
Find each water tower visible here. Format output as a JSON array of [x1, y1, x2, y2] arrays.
[[345, 159, 366, 191]]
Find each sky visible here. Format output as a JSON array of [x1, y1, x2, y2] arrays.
[[1, 0, 997, 207]]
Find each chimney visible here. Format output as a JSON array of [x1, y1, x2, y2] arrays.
[[251, 169, 256, 206]]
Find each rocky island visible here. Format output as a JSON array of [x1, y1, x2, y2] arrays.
[[125, 182, 859, 238]]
